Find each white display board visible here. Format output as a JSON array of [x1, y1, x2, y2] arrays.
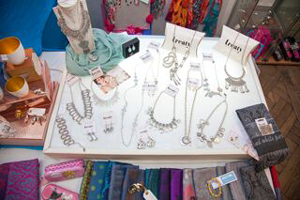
[[44, 36, 266, 159]]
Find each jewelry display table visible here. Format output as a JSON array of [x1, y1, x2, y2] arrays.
[[43, 36, 266, 159]]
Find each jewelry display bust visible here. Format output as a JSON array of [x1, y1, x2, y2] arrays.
[[53, 0, 95, 55]]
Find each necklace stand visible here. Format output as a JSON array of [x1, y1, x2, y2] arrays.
[[54, 0, 95, 55]]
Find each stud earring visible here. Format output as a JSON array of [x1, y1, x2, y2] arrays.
[[128, 47, 132, 53], [132, 45, 136, 52]]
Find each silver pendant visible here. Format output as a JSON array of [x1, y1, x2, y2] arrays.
[[163, 47, 177, 68], [181, 136, 191, 145], [225, 77, 249, 93]]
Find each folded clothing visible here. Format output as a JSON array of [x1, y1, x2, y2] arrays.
[[0, 159, 40, 200], [236, 103, 288, 172], [121, 168, 145, 200], [240, 165, 276, 200]]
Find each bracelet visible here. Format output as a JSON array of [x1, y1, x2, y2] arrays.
[[207, 177, 222, 197]]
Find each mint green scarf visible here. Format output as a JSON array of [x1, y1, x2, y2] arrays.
[[66, 28, 130, 76]]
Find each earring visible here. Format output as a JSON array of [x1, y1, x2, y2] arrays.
[[137, 139, 146, 149], [132, 45, 136, 52], [128, 47, 132, 53], [146, 136, 155, 148]]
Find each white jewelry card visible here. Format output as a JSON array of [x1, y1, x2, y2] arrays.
[[161, 23, 205, 58], [213, 25, 259, 66]]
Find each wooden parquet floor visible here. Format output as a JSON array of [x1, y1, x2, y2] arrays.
[[259, 65, 300, 200]]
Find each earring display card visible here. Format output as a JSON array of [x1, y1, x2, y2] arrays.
[[44, 36, 267, 158], [161, 23, 205, 58], [122, 37, 140, 58]]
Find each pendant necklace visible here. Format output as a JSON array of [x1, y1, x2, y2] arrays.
[[163, 25, 197, 85], [202, 54, 223, 98], [146, 86, 180, 133], [90, 81, 119, 106], [143, 50, 160, 96], [66, 79, 93, 125], [120, 64, 145, 147], [57, 0, 91, 54], [224, 33, 250, 93], [196, 94, 228, 147], [181, 66, 203, 145]]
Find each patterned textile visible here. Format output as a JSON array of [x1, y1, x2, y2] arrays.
[[0, 159, 40, 200], [236, 103, 288, 172], [88, 161, 109, 200], [183, 169, 196, 200], [240, 166, 276, 200]]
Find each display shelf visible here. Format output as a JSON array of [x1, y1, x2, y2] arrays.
[[44, 36, 267, 159], [256, 56, 300, 65]]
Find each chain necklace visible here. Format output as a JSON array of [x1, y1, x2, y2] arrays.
[[181, 66, 203, 145], [143, 50, 160, 96], [202, 54, 223, 98], [66, 79, 93, 125], [57, 0, 91, 54], [163, 25, 197, 85], [196, 94, 228, 147], [120, 64, 145, 147], [146, 86, 180, 133], [224, 33, 250, 93]]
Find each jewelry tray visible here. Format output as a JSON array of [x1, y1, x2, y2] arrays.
[[44, 36, 266, 159]]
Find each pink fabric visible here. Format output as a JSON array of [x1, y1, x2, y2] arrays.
[[5, 159, 40, 200]]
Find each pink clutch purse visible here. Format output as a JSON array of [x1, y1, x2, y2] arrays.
[[42, 184, 79, 200], [44, 159, 85, 182]]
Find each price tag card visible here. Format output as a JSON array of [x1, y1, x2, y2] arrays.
[[83, 120, 96, 133], [148, 41, 161, 51], [211, 171, 238, 189], [66, 74, 80, 86], [202, 53, 214, 61], [27, 108, 46, 116], [89, 66, 104, 80], [100, 111, 115, 125], [144, 81, 157, 91], [255, 117, 274, 135], [187, 78, 199, 89], [190, 62, 201, 71], [140, 51, 154, 63], [143, 190, 158, 200], [164, 84, 179, 97]]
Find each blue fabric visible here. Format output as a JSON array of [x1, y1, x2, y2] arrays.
[[42, 2, 69, 51], [0, 145, 43, 150], [0, 0, 56, 56], [0, 62, 5, 88], [88, 161, 109, 200]]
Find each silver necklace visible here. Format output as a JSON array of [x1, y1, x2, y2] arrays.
[[57, 0, 91, 54], [55, 116, 85, 151], [143, 49, 160, 96], [202, 55, 222, 98], [66, 80, 93, 125], [196, 94, 228, 147], [120, 65, 145, 147], [90, 81, 119, 106], [146, 87, 180, 133], [224, 34, 250, 93], [181, 66, 203, 145], [163, 26, 197, 85]]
